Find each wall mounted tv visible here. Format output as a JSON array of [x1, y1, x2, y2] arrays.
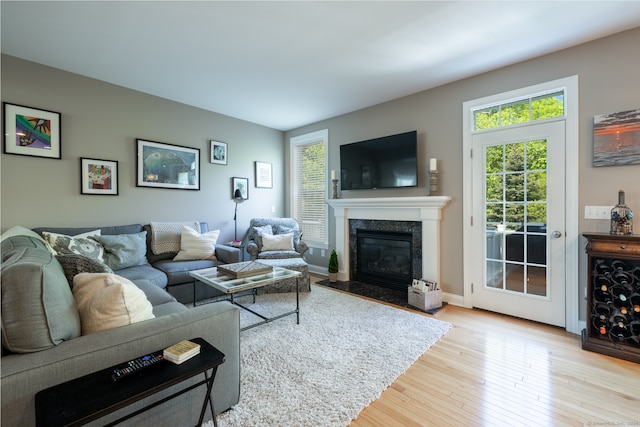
[[340, 130, 418, 190]]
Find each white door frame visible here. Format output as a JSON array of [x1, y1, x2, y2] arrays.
[[462, 75, 580, 334]]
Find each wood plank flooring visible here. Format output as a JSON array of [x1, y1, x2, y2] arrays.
[[325, 287, 640, 427]]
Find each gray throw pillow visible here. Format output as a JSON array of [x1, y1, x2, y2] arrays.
[[252, 225, 273, 251], [275, 225, 302, 246], [91, 231, 148, 270], [56, 254, 114, 288]]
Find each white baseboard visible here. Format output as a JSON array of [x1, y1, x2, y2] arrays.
[[442, 292, 464, 307]]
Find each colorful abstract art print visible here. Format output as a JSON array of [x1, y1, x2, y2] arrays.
[[593, 108, 640, 167], [3, 102, 61, 159], [81, 158, 119, 195]]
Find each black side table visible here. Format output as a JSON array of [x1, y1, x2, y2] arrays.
[[35, 337, 225, 427]]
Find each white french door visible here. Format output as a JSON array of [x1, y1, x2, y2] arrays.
[[471, 121, 566, 327]]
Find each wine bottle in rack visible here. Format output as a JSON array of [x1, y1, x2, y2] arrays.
[[593, 276, 613, 303]]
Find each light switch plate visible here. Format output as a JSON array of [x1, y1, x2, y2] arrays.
[[584, 206, 613, 220]]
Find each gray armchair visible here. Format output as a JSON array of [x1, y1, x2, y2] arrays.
[[244, 218, 308, 261]]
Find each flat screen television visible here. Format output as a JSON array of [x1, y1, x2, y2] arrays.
[[340, 130, 418, 190]]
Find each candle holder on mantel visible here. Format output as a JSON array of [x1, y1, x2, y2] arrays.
[[332, 179, 339, 199], [429, 170, 439, 195]]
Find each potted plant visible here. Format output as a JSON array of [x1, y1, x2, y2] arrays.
[[328, 250, 339, 283]]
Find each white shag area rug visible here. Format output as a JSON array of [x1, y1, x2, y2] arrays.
[[204, 284, 451, 427]]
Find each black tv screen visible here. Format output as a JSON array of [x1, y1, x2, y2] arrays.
[[340, 131, 418, 190]]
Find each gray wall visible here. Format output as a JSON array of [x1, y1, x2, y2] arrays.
[[286, 27, 640, 313], [1, 55, 284, 243]]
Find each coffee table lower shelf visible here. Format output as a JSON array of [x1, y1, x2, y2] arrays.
[[35, 337, 224, 427]]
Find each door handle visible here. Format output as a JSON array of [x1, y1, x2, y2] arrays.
[[551, 231, 562, 239]]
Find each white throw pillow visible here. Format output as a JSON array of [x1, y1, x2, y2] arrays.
[[173, 225, 220, 261], [261, 232, 294, 251], [72, 273, 155, 335]]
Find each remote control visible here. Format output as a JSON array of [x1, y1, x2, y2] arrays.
[[110, 351, 165, 382]]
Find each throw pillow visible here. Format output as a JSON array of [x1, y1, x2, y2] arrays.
[[42, 229, 105, 262], [261, 233, 295, 251], [149, 221, 201, 255], [173, 225, 220, 261], [91, 231, 148, 270], [56, 254, 114, 288], [252, 224, 273, 251], [72, 273, 155, 335], [275, 225, 302, 246]]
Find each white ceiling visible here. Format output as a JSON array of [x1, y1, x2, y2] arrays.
[[2, 1, 640, 131]]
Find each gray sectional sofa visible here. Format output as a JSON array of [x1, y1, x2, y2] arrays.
[[1, 223, 242, 426]]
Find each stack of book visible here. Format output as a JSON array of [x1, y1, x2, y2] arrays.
[[163, 340, 201, 365]]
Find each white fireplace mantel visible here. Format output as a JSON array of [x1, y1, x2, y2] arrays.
[[326, 196, 451, 283]]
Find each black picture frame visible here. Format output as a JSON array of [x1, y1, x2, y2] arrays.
[[3, 102, 61, 159], [80, 157, 119, 196], [136, 139, 200, 190], [232, 177, 249, 200], [210, 140, 228, 165]]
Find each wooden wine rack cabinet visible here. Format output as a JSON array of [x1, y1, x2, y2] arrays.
[[582, 233, 640, 363]]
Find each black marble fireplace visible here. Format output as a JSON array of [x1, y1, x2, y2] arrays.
[[349, 219, 422, 291]]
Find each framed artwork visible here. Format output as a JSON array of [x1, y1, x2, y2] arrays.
[[136, 139, 200, 190], [255, 161, 273, 188], [593, 108, 640, 167], [232, 177, 249, 200], [210, 140, 228, 165], [3, 102, 61, 159], [80, 157, 119, 195]]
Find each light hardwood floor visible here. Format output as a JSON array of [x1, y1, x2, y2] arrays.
[[323, 287, 640, 427]]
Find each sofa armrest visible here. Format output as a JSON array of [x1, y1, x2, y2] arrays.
[[215, 244, 241, 264], [1, 302, 240, 426], [296, 241, 309, 257], [246, 241, 259, 260]]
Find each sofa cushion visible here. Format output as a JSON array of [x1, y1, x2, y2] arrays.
[[56, 254, 114, 288], [72, 273, 155, 335], [153, 258, 219, 286], [91, 231, 148, 270], [261, 232, 294, 251], [116, 264, 168, 289], [173, 225, 220, 261], [42, 229, 105, 262], [133, 279, 177, 306], [1, 243, 81, 353]]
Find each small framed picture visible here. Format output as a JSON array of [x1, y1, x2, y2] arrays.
[[3, 102, 61, 159], [136, 139, 200, 190], [255, 161, 273, 188], [80, 158, 119, 195], [210, 140, 228, 165], [232, 177, 249, 200]]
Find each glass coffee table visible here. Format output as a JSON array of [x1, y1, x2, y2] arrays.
[[189, 262, 302, 331]]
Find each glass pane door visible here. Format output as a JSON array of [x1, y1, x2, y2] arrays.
[[485, 139, 548, 298]]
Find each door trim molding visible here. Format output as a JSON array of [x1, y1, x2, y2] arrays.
[[462, 75, 580, 334]]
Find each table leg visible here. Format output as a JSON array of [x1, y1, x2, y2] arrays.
[[296, 277, 300, 325], [197, 367, 218, 427]]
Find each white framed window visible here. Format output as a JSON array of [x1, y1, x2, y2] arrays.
[[290, 129, 329, 246]]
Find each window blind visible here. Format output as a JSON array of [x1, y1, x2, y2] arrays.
[[292, 135, 327, 245]]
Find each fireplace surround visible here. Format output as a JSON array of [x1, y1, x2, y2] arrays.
[[327, 196, 451, 287]]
